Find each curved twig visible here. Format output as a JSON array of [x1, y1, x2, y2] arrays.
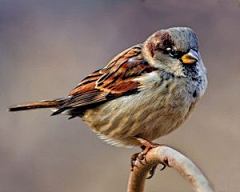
[[127, 145, 214, 192]]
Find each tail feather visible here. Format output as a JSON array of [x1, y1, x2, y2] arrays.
[[8, 99, 65, 112]]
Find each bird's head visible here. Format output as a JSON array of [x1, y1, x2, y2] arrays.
[[143, 27, 205, 77]]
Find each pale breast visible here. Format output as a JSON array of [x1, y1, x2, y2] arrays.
[[82, 77, 201, 147]]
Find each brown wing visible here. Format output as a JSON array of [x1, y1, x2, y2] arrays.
[[52, 45, 157, 116]]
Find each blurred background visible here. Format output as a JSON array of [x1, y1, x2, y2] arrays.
[[1, 0, 240, 191]]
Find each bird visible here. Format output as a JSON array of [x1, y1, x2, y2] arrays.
[[9, 27, 207, 160]]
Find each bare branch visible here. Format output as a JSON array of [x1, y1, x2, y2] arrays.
[[127, 145, 214, 192]]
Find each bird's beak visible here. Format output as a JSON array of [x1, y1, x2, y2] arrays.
[[181, 49, 199, 64]]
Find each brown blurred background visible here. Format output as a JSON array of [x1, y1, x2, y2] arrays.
[[1, 0, 240, 191]]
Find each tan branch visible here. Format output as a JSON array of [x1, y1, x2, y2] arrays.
[[127, 145, 214, 192]]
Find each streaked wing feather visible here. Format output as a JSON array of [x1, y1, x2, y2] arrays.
[[54, 44, 157, 115]]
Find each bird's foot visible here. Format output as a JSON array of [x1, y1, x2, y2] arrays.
[[130, 137, 161, 178], [135, 137, 160, 160], [146, 162, 167, 179]]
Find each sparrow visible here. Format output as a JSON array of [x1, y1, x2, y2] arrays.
[[9, 27, 207, 157]]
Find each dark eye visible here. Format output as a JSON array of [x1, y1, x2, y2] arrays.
[[164, 47, 184, 59], [165, 47, 176, 57]]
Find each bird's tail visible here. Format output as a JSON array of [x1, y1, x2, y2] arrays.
[[8, 98, 65, 112]]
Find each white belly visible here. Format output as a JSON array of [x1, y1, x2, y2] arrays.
[[82, 78, 200, 147]]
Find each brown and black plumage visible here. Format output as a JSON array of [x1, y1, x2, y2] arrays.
[[10, 45, 157, 119], [9, 27, 207, 147]]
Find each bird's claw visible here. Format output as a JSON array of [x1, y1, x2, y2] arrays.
[[130, 137, 169, 179]]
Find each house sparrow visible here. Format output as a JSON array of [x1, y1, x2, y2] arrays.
[[9, 27, 207, 154]]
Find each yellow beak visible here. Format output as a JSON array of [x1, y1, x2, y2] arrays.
[[181, 49, 199, 64]]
